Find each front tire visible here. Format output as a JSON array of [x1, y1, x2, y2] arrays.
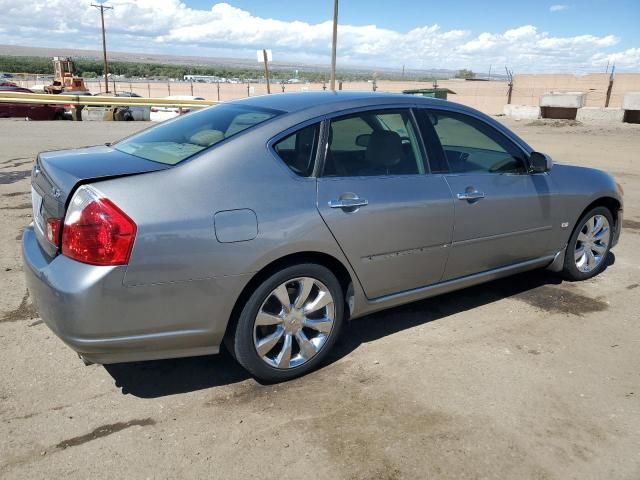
[[230, 264, 344, 383], [562, 206, 613, 281]]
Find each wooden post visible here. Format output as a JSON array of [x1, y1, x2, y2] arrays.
[[147, 82, 151, 98], [605, 65, 615, 107], [505, 67, 514, 105], [262, 49, 271, 94], [167, 80, 171, 96], [217, 82, 220, 101], [190, 80, 194, 96]]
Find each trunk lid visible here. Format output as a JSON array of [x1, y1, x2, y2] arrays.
[[31, 145, 169, 257]]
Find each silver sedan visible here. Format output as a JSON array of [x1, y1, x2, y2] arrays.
[[23, 92, 623, 382]]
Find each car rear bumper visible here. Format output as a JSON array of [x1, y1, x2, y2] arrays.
[[22, 225, 246, 364]]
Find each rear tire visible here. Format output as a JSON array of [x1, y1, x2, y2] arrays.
[[229, 264, 344, 383], [562, 206, 613, 281]]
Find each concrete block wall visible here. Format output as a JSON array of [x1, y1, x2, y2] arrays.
[[512, 74, 610, 107], [610, 74, 640, 108]]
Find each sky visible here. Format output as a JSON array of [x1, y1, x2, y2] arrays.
[[0, 0, 638, 73]]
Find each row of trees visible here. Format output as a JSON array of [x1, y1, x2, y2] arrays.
[[0, 55, 457, 83]]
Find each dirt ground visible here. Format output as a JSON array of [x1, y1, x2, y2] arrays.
[[0, 117, 639, 479]]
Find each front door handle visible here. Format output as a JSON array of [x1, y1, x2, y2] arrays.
[[328, 197, 369, 209], [457, 191, 486, 201]]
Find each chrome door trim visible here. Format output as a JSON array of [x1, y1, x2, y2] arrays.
[[452, 224, 553, 247]]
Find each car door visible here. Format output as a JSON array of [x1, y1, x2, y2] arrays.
[[417, 108, 555, 280], [316, 108, 454, 299]]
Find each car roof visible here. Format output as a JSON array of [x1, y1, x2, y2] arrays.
[[0, 86, 32, 92], [165, 95, 205, 100], [225, 91, 533, 155], [229, 91, 446, 114]]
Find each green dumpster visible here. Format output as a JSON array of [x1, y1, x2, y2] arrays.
[[401, 88, 455, 100]]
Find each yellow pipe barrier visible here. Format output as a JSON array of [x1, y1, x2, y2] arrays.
[[0, 92, 218, 108]]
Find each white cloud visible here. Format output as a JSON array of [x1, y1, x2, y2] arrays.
[[0, 1, 637, 73], [550, 4, 569, 12]]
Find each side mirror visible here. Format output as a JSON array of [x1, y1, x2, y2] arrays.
[[355, 133, 371, 147], [529, 151, 553, 173]]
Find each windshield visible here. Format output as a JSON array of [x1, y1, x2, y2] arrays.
[[115, 104, 283, 165]]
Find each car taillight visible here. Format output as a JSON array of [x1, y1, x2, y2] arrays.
[[150, 107, 158, 112], [46, 218, 62, 247], [61, 186, 137, 266]]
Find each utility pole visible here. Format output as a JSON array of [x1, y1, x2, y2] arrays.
[[262, 49, 271, 94], [330, 0, 339, 91], [92, 3, 113, 93]]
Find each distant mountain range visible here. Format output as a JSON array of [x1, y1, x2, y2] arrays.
[[0, 44, 503, 80]]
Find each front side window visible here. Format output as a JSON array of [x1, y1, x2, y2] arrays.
[[115, 104, 282, 165], [323, 110, 425, 177], [426, 110, 527, 174], [273, 123, 320, 177]]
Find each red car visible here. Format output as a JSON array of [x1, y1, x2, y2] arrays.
[[0, 86, 65, 120]]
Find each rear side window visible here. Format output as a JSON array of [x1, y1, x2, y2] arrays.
[[115, 104, 282, 165], [323, 110, 425, 177], [273, 124, 320, 177]]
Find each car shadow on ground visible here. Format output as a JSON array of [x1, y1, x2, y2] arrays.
[[105, 256, 614, 398]]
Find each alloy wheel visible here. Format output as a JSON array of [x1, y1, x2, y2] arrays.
[[253, 277, 335, 369], [574, 214, 610, 273]]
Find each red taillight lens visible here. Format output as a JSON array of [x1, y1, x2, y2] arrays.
[[150, 107, 158, 112], [46, 218, 62, 246], [61, 186, 136, 266]]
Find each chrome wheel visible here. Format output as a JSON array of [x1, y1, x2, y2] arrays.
[[253, 277, 335, 369], [574, 214, 610, 273]]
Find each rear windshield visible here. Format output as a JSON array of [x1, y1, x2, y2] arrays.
[[115, 104, 282, 165]]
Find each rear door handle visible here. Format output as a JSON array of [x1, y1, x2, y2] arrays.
[[457, 191, 486, 201], [328, 197, 369, 209]]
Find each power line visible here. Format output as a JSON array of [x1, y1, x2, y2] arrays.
[[91, 3, 113, 93]]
